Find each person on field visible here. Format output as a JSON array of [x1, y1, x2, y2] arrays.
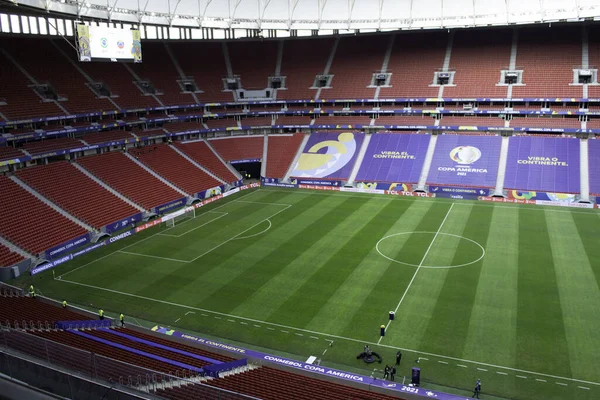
[[390, 366, 396, 381], [120, 313, 125, 327], [62, 300, 67, 309], [383, 364, 391, 380], [472, 379, 481, 398], [29, 285, 35, 299], [395, 350, 402, 366], [98, 309, 104, 320]]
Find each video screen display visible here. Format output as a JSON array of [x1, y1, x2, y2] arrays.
[[77, 24, 142, 63]]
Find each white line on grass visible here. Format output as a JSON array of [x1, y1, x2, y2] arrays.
[[377, 203, 455, 344], [556, 382, 568, 386], [55, 277, 600, 388], [536, 379, 547, 382], [232, 219, 272, 241], [496, 372, 508, 376], [457, 364, 468, 368], [477, 368, 488, 372], [158, 212, 228, 238], [117, 251, 189, 263], [57, 189, 261, 280], [260, 189, 598, 215], [438, 361, 448, 365], [516, 375, 528, 379], [579, 386, 590, 390]]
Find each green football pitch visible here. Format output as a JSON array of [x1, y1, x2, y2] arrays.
[[23, 187, 600, 400]]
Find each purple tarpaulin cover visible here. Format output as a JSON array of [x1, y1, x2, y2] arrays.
[[356, 133, 430, 183], [291, 132, 364, 179], [587, 139, 600, 195], [504, 136, 580, 193], [427, 135, 502, 188]]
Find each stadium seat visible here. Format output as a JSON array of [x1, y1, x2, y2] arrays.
[[208, 136, 264, 162], [265, 134, 304, 178], [173, 141, 239, 183]]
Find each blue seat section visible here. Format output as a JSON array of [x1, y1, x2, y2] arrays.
[[99, 328, 222, 365], [69, 330, 203, 373]]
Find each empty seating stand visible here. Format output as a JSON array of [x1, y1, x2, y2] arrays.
[[0, 146, 25, 162], [0, 244, 24, 268], [21, 137, 85, 156], [16, 161, 140, 229], [0, 175, 88, 255], [265, 134, 304, 178], [173, 141, 238, 183], [82, 130, 137, 145], [130, 144, 222, 195], [208, 136, 264, 163], [228, 41, 277, 90], [77, 151, 182, 210], [0, 294, 91, 325]]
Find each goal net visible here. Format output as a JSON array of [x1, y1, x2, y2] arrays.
[[165, 208, 195, 228]]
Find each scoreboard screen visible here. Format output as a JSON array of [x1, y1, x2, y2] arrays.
[[76, 24, 142, 63]]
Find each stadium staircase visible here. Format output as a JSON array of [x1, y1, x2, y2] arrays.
[[169, 143, 228, 185], [16, 162, 141, 230], [580, 138, 591, 202], [374, 33, 396, 100], [493, 136, 511, 196], [0, 176, 88, 255], [128, 145, 220, 197], [436, 31, 455, 98], [314, 37, 340, 101], [77, 152, 184, 211], [173, 140, 240, 183], [0, 243, 25, 269], [416, 134, 439, 191], [163, 42, 201, 104], [72, 162, 146, 213], [203, 139, 243, 180], [283, 134, 309, 182], [261, 135, 269, 177], [9, 175, 94, 232], [346, 133, 372, 186]]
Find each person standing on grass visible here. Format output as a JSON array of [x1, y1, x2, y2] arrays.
[[120, 313, 125, 327], [98, 309, 104, 320], [29, 285, 35, 299], [383, 364, 391, 380], [395, 350, 402, 366], [390, 366, 396, 381], [472, 379, 481, 398], [62, 300, 67, 309]]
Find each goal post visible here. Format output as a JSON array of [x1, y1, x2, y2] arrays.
[[165, 207, 196, 228]]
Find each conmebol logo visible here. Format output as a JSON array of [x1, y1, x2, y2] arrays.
[[117, 40, 125, 49]]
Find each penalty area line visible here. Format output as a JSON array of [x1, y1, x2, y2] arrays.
[[54, 277, 600, 389]]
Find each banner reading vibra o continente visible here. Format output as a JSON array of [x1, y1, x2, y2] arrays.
[[427, 135, 502, 187], [355, 133, 430, 184], [290, 132, 364, 180], [504, 136, 580, 193]]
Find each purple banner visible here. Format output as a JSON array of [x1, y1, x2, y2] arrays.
[[504, 136, 580, 193], [294, 179, 341, 186], [356, 133, 430, 183], [197, 185, 225, 200], [290, 132, 364, 180], [45, 233, 90, 259], [588, 139, 600, 195], [150, 325, 466, 400], [429, 186, 490, 197], [105, 213, 143, 234], [154, 197, 187, 214], [427, 135, 502, 188]]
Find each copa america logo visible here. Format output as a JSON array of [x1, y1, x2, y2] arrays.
[[449, 146, 481, 165], [100, 37, 108, 48]]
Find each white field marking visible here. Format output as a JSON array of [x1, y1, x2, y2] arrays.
[[457, 364, 468, 368], [517, 375, 528, 379], [322, 349, 328, 356], [281, 330, 289, 333], [253, 324, 261, 328], [174, 318, 181, 323], [438, 361, 448, 365], [232, 219, 272, 241], [260, 189, 599, 215], [160, 210, 228, 234], [376, 231, 485, 269], [185, 311, 195, 316], [497, 372, 508, 376], [310, 336, 319, 340], [536, 379, 547, 382], [295, 333, 303, 336], [119, 204, 290, 264], [55, 278, 600, 388], [235, 200, 293, 207], [158, 212, 228, 238], [240, 322, 248, 325], [117, 251, 189, 263], [477, 368, 488, 372], [579, 386, 590, 390], [227, 319, 236, 323], [378, 203, 455, 344], [57, 189, 261, 280], [556, 382, 568, 386]]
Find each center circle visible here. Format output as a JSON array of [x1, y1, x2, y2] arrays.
[[376, 231, 485, 269]]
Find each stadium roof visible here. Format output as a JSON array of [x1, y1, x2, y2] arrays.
[[14, 0, 600, 32]]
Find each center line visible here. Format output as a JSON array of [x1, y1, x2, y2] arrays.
[[378, 203, 455, 344]]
